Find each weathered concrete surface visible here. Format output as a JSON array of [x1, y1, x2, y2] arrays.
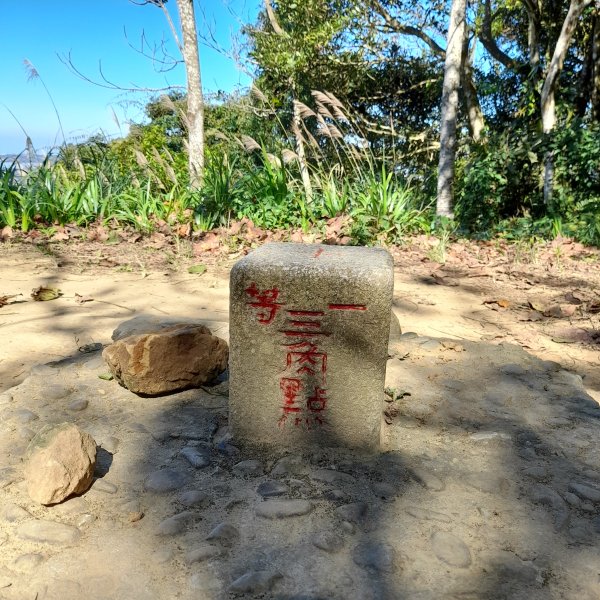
[[229, 243, 394, 449]]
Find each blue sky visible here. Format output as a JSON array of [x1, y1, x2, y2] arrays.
[[0, 0, 258, 155]]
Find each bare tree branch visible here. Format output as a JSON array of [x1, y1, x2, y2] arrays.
[[59, 50, 183, 93], [479, 0, 524, 72], [123, 27, 182, 72], [131, 0, 183, 53], [370, 0, 446, 57], [264, 0, 286, 36]]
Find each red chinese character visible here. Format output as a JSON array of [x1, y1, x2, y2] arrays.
[[280, 309, 329, 339], [284, 341, 327, 380], [245, 282, 283, 325], [278, 377, 302, 428], [328, 304, 367, 311], [307, 387, 328, 413]]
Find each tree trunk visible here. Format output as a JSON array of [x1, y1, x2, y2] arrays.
[[436, 0, 467, 218], [592, 11, 600, 121], [176, 0, 204, 189], [540, 0, 592, 204], [524, 0, 541, 77], [461, 36, 485, 142]]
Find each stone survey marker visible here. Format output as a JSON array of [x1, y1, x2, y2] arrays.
[[230, 243, 394, 449]]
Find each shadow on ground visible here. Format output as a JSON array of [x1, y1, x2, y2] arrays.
[[1, 331, 599, 599]]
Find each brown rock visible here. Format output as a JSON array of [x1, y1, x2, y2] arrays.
[[102, 324, 229, 396], [25, 423, 97, 506], [111, 315, 197, 341]]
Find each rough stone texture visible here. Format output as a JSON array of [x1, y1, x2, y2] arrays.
[[144, 469, 189, 493], [102, 323, 228, 396], [111, 315, 199, 341], [431, 531, 472, 568], [24, 423, 97, 505], [256, 499, 313, 519], [16, 520, 80, 545], [230, 243, 393, 449]]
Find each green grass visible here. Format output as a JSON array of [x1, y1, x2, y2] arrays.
[[3, 90, 597, 248]]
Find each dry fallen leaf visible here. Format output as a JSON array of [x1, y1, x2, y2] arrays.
[[543, 305, 564, 318], [441, 341, 465, 352], [51, 231, 69, 242], [31, 286, 62, 301], [529, 301, 546, 312], [78, 342, 103, 353], [564, 291, 583, 305], [75, 293, 94, 304], [551, 337, 575, 344], [543, 304, 576, 318], [484, 299, 511, 309], [384, 404, 401, 424], [431, 273, 459, 286], [0, 294, 21, 307]]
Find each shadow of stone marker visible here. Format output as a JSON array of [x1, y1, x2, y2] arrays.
[[229, 242, 394, 450]]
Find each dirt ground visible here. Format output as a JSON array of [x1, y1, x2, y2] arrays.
[[1, 234, 600, 599], [1, 234, 598, 402]]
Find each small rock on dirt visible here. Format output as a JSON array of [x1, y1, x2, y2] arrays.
[[352, 542, 397, 572], [256, 499, 313, 519], [431, 531, 472, 568], [24, 423, 97, 505], [17, 519, 80, 545], [102, 323, 228, 396], [228, 571, 282, 594], [312, 531, 345, 553], [144, 469, 189, 493]]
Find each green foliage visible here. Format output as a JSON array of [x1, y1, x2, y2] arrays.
[[457, 119, 600, 245], [456, 126, 541, 232], [349, 165, 430, 243], [318, 167, 351, 218], [194, 151, 241, 230]]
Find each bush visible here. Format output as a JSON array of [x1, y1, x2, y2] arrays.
[[456, 119, 600, 245]]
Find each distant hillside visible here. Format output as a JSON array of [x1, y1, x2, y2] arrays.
[[0, 152, 52, 174]]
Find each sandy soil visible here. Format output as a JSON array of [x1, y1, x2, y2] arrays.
[[1, 235, 600, 599], [1, 236, 598, 401]]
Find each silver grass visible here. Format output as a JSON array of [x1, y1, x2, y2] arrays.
[[315, 101, 335, 120], [266, 153, 282, 168], [151, 147, 166, 168], [324, 91, 344, 109], [311, 90, 331, 106], [316, 114, 332, 137], [250, 84, 268, 103], [165, 163, 177, 185], [206, 129, 230, 142], [327, 124, 344, 139], [134, 149, 149, 168], [241, 135, 261, 152], [282, 148, 298, 164], [294, 100, 316, 119]]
